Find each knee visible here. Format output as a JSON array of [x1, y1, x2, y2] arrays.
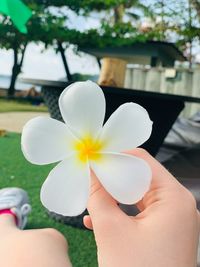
[[40, 228, 68, 249], [21, 228, 68, 251]]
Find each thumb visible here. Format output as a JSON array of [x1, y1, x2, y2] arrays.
[[86, 169, 122, 228]]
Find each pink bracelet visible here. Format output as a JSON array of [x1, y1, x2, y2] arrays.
[[0, 209, 18, 225]]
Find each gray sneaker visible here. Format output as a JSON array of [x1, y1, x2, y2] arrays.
[[0, 188, 31, 229]]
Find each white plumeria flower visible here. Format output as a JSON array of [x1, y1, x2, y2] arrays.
[[21, 81, 153, 216]]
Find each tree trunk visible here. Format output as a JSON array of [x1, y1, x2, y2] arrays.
[[8, 47, 18, 97], [98, 57, 127, 88], [188, 1, 193, 68], [7, 44, 27, 97], [57, 41, 72, 81], [190, 0, 200, 20], [8, 65, 20, 97], [114, 4, 125, 23]]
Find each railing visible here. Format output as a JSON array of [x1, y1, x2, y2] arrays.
[[124, 67, 200, 117]]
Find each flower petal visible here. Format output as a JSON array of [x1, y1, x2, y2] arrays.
[[100, 103, 153, 152], [90, 153, 151, 204], [21, 117, 76, 165], [59, 81, 105, 139], [40, 156, 90, 216]]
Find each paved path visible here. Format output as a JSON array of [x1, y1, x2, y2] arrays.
[[0, 112, 49, 133]]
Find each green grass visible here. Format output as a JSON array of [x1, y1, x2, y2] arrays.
[[0, 133, 97, 267], [0, 99, 48, 113]]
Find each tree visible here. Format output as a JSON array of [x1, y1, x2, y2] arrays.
[[0, 2, 70, 96], [44, 0, 200, 69], [89, 0, 152, 86], [0, 0, 167, 94], [146, 0, 200, 65], [62, 0, 152, 87], [0, 20, 28, 96], [2, 0, 200, 95]]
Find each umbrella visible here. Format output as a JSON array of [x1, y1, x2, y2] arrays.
[[0, 0, 32, 33]]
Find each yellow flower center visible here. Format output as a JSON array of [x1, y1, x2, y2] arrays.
[[74, 135, 104, 163]]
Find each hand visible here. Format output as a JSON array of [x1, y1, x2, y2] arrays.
[[84, 149, 200, 267]]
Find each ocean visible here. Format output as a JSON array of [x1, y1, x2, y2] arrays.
[[0, 75, 40, 91]]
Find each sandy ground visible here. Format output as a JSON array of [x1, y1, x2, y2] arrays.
[[0, 112, 49, 133]]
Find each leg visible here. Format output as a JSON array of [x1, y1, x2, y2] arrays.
[[0, 214, 72, 267], [0, 188, 72, 267]]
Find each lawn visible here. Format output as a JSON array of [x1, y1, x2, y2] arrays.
[[0, 133, 97, 267], [0, 98, 48, 112]]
